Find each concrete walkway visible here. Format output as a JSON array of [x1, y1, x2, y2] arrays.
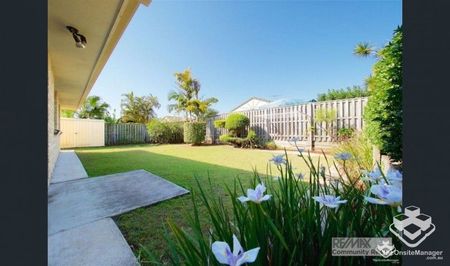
[[48, 151, 189, 266], [49, 169, 189, 235], [51, 150, 88, 183], [48, 218, 138, 266]]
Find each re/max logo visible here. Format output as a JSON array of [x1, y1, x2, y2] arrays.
[[332, 238, 371, 249]]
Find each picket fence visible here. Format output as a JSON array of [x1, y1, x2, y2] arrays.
[[105, 123, 149, 146], [207, 97, 368, 148]]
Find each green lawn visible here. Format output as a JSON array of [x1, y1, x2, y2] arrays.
[[75, 144, 323, 264]]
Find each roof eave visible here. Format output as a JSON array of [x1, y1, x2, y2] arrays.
[[75, 0, 150, 109]]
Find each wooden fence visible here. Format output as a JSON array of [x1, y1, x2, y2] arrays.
[[207, 97, 368, 149], [105, 123, 149, 146]]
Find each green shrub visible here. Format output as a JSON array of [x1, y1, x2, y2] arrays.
[[147, 119, 184, 144], [219, 134, 233, 143], [264, 140, 277, 150], [219, 134, 243, 147], [242, 129, 260, 149], [156, 152, 401, 265], [183, 122, 206, 145], [317, 85, 370, 101], [225, 113, 249, 137], [213, 119, 226, 128], [220, 130, 261, 149], [336, 127, 355, 141], [332, 132, 373, 178], [364, 27, 402, 161]]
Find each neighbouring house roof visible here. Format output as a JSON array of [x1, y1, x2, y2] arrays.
[[258, 98, 308, 108], [48, 0, 150, 109], [230, 97, 272, 112]]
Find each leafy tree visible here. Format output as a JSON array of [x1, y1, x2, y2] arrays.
[[168, 69, 218, 121], [120, 92, 160, 123], [357, 27, 402, 161], [104, 109, 119, 124], [77, 96, 110, 119]]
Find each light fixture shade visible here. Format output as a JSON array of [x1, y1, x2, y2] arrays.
[[76, 42, 86, 48], [66, 26, 87, 48]]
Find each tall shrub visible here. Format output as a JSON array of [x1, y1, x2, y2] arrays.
[[225, 113, 249, 137], [183, 122, 206, 145], [147, 119, 184, 144], [364, 27, 402, 161]]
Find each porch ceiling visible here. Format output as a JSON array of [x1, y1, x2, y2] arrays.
[[48, 0, 150, 109]]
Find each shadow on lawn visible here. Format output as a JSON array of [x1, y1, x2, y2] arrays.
[[76, 148, 272, 189]]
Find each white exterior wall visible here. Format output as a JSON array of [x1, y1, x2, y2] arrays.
[[48, 56, 60, 184]]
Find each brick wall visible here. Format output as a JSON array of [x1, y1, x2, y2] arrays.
[[48, 56, 60, 184]]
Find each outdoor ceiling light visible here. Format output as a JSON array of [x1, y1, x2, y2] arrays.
[[66, 26, 87, 48]]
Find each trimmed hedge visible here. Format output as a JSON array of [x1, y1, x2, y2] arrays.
[[183, 122, 206, 145], [225, 113, 249, 137], [147, 119, 184, 144], [364, 27, 402, 161]]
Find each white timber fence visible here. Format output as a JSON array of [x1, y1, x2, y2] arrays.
[[206, 97, 368, 149], [60, 118, 105, 148]]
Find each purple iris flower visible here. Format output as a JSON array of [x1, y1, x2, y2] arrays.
[[365, 184, 402, 205], [313, 195, 348, 208], [364, 166, 383, 182], [386, 168, 402, 183], [270, 154, 286, 166], [212, 234, 260, 266], [335, 152, 352, 161], [238, 183, 271, 204]]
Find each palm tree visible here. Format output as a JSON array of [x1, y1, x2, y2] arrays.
[[168, 69, 198, 119], [168, 90, 189, 117], [77, 96, 110, 119], [168, 69, 218, 121], [186, 97, 218, 121], [121, 92, 160, 123], [353, 42, 375, 57]]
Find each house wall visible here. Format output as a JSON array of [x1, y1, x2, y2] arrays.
[[48, 56, 60, 184]]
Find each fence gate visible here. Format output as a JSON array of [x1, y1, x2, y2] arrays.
[[60, 118, 105, 148]]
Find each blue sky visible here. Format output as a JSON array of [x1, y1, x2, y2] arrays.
[[90, 0, 401, 117]]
